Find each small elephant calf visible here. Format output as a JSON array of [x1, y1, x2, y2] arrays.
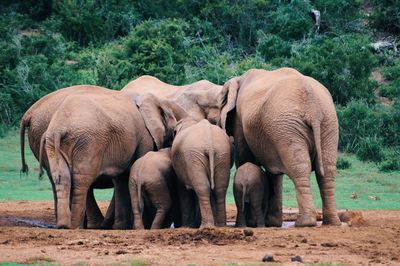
[[234, 162, 267, 227], [129, 148, 179, 229]]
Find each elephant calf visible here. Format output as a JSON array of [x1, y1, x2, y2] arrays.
[[171, 117, 232, 228], [129, 148, 179, 229], [234, 163, 267, 228]]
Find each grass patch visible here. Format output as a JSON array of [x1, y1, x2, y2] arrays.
[[1, 132, 399, 210]]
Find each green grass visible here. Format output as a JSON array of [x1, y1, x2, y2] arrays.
[[1, 131, 399, 210]]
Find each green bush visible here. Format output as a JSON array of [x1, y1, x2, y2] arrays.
[[267, 0, 314, 40], [336, 156, 352, 169], [289, 35, 378, 105], [369, 0, 400, 34], [380, 59, 400, 99], [312, 0, 363, 33], [356, 137, 385, 162], [257, 33, 292, 61], [379, 151, 400, 172]]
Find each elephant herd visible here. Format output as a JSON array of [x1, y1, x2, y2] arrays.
[[20, 67, 342, 229]]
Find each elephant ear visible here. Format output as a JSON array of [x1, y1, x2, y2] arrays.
[[136, 94, 167, 150], [220, 77, 240, 130]]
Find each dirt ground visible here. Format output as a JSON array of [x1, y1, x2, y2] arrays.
[[0, 201, 399, 266]]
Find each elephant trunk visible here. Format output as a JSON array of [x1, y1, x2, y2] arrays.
[[19, 116, 29, 174]]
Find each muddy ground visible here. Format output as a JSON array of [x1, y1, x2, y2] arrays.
[[0, 201, 399, 265]]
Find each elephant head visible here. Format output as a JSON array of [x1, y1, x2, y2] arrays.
[[136, 93, 190, 150]]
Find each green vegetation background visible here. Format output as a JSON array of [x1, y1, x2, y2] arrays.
[[0, 1, 399, 206]]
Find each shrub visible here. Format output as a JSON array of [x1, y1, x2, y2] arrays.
[[356, 137, 385, 162], [311, 0, 363, 33], [257, 33, 292, 61], [369, 0, 400, 34], [336, 156, 352, 169], [267, 0, 314, 40], [379, 151, 400, 172], [124, 19, 189, 85], [289, 35, 378, 105], [380, 59, 400, 99]]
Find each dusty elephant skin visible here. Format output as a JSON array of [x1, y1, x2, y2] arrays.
[[129, 148, 180, 229], [221, 68, 341, 227], [234, 162, 267, 228], [171, 118, 233, 228], [39, 89, 155, 229], [19, 85, 118, 229]]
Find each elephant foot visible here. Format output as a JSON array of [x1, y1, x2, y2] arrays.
[[295, 213, 317, 227], [112, 221, 132, 230], [199, 222, 215, 229], [57, 222, 72, 229], [86, 222, 103, 229], [322, 214, 342, 226], [134, 223, 145, 230], [235, 222, 246, 228], [265, 215, 283, 227]]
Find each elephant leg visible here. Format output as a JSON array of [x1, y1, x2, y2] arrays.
[[288, 165, 316, 227], [251, 200, 265, 228], [192, 178, 214, 228], [316, 169, 341, 226], [213, 186, 227, 227], [177, 182, 193, 227], [233, 115, 256, 167], [70, 174, 91, 229], [233, 183, 246, 227], [113, 176, 132, 229], [264, 174, 283, 227], [85, 188, 104, 229], [129, 181, 144, 230], [149, 187, 172, 229], [101, 192, 115, 229]]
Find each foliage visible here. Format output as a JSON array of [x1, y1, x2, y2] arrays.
[[379, 151, 400, 172], [311, 0, 364, 33], [288, 35, 378, 105], [336, 156, 352, 170], [369, 0, 400, 34], [380, 59, 400, 99], [356, 137, 385, 162]]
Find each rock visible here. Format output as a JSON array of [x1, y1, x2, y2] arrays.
[[369, 195, 380, 201], [301, 238, 308, 243], [321, 242, 338, 247], [262, 255, 275, 262], [243, 229, 254, 237], [115, 250, 127, 255], [291, 255, 303, 263]]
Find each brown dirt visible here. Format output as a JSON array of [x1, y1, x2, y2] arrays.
[[0, 201, 399, 265]]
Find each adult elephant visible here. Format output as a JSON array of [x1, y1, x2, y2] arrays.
[[39, 89, 154, 229], [20, 85, 117, 229], [121, 75, 224, 130], [221, 68, 341, 227]]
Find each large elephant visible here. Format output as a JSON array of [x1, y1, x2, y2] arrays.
[[221, 68, 341, 227], [121, 75, 225, 129], [20, 85, 117, 228], [39, 89, 154, 229]]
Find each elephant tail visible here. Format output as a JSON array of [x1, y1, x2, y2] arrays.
[[241, 183, 247, 213], [38, 134, 46, 179], [137, 181, 143, 215], [304, 81, 325, 177], [19, 115, 30, 174], [207, 124, 215, 190], [53, 132, 64, 185]]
